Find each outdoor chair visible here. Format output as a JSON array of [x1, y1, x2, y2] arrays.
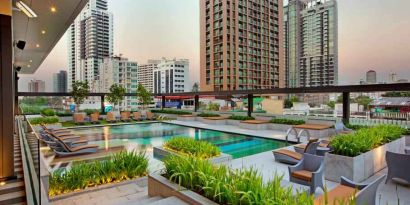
[[48, 133, 99, 157], [334, 121, 353, 135], [385, 151, 410, 185], [120, 111, 132, 122], [273, 139, 319, 165], [288, 153, 324, 194], [314, 175, 386, 205], [132, 111, 142, 121], [74, 113, 86, 125], [90, 112, 100, 124], [106, 111, 118, 123], [146, 110, 157, 120], [294, 139, 330, 154]]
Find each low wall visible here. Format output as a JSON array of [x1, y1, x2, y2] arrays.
[[324, 137, 405, 182]]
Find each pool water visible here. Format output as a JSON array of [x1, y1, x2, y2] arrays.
[[71, 123, 288, 159]]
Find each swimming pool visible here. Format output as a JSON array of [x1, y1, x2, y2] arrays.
[[70, 122, 288, 159]]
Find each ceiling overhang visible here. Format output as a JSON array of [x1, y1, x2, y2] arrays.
[[12, 0, 88, 74]]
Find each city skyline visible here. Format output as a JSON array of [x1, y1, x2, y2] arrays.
[[18, 0, 410, 91]]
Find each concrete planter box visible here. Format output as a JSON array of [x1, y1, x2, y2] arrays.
[[268, 123, 292, 131], [294, 127, 333, 139], [238, 122, 268, 130], [226, 119, 241, 126], [153, 146, 232, 165], [324, 137, 404, 182], [148, 174, 218, 205]]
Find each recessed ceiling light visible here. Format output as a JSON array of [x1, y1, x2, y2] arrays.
[[41, 30, 46, 34], [16, 1, 37, 18], [29, 60, 33, 62], [36, 44, 40, 48], [50, 6, 57, 13], [27, 64, 31, 68]]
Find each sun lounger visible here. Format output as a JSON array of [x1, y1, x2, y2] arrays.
[[48, 133, 99, 157], [314, 175, 386, 205], [39, 132, 88, 148], [90, 112, 100, 124], [40, 124, 71, 134], [120, 111, 132, 122], [273, 139, 319, 165], [132, 111, 142, 121], [146, 111, 157, 120], [42, 130, 82, 141], [106, 111, 118, 123]]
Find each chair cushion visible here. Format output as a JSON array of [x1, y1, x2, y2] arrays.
[[291, 170, 312, 182], [273, 149, 303, 160], [314, 185, 356, 205]]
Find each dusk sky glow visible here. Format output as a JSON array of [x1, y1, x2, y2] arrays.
[[19, 0, 410, 91]]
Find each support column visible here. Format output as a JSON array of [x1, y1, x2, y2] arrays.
[[247, 94, 253, 117], [161, 96, 166, 110], [100, 95, 105, 113], [0, 1, 15, 179], [342, 92, 350, 124], [194, 95, 199, 112]]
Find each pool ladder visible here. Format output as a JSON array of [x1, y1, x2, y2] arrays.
[[285, 128, 311, 145]]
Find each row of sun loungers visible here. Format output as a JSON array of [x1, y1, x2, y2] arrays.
[[75, 111, 157, 124]]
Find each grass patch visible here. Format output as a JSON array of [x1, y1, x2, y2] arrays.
[[163, 156, 327, 205], [151, 109, 192, 115], [331, 125, 405, 157], [197, 112, 220, 117], [270, 118, 305, 125], [41, 108, 56, 116], [49, 151, 148, 196], [29, 117, 59, 125], [228, 115, 255, 121], [164, 137, 220, 159]]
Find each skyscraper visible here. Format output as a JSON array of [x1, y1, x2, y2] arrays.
[[200, 0, 284, 91], [154, 58, 189, 94], [53, 70, 67, 92], [366, 70, 377, 84], [138, 59, 162, 93], [68, 0, 113, 92], [28, 80, 45, 92], [284, 0, 338, 87]]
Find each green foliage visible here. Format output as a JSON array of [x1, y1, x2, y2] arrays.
[[345, 124, 368, 130], [327, 101, 336, 109], [20, 105, 42, 114], [106, 84, 126, 110], [41, 108, 56, 116], [290, 96, 299, 103], [355, 96, 373, 111], [206, 102, 220, 111], [136, 83, 152, 109], [71, 81, 90, 111], [49, 151, 148, 196], [270, 118, 305, 125], [163, 156, 317, 205], [228, 115, 255, 121], [81, 109, 99, 115], [331, 125, 405, 157], [191, 82, 199, 92], [382, 91, 410, 97], [29, 117, 59, 125], [284, 99, 293, 108], [164, 137, 221, 159], [197, 112, 220, 117], [151, 109, 192, 115]]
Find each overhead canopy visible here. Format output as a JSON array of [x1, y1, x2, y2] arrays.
[[12, 0, 87, 74]]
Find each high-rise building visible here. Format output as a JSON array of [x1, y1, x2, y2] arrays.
[[154, 58, 189, 94], [53, 70, 67, 92], [138, 59, 161, 93], [28, 80, 45, 92], [388, 72, 397, 83], [99, 56, 138, 110], [284, 0, 338, 87], [68, 0, 113, 92], [200, 0, 284, 91], [366, 70, 377, 84]]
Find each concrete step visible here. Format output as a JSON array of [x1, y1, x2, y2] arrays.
[[147, 196, 189, 205]]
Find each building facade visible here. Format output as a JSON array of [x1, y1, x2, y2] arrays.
[[53, 70, 67, 92], [28, 80, 45, 92], [284, 0, 338, 87], [200, 0, 284, 91], [153, 58, 189, 94], [99, 56, 138, 110], [138, 59, 161, 93], [67, 0, 113, 92], [366, 70, 377, 84]]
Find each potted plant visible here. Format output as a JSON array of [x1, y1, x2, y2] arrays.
[[71, 81, 90, 123], [136, 83, 152, 111]]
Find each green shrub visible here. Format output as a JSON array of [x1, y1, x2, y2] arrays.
[[20, 105, 42, 114], [81, 109, 99, 115], [345, 124, 368, 130], [331, 125, 405, 157], [197, 112, 220, 117], [41, 108, 56, 116], [56, 111, 72, 117], [228, 115, 255, 121], [270, 118, 305, 125], [206, 102, 220, 111], [29, 117, 59, 125], [164, 137, 220, 159], [49, 151, 148, 196], [151, 109, 192, 115], [163, 156, 330, 205]]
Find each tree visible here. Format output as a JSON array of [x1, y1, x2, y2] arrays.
[[136, 83, 152, 110], [290, 96, 299, 103], [327, 101, 336, 109], [106, 84, 126, 111], [191, 82, 199, 92], [71, 81, 89, 112], [355, 96, 373, 111], [284, 99, 293, 108]]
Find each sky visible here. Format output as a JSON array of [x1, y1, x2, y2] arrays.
[[19, 0, 410, 91]]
